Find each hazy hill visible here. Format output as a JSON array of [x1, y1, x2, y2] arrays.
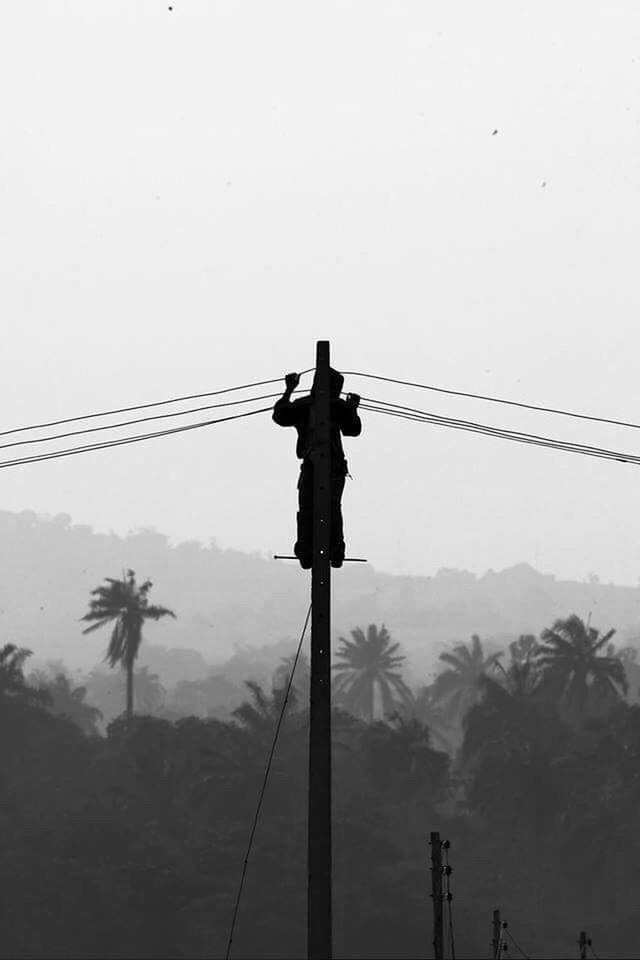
[[2, 509, 640, 683]]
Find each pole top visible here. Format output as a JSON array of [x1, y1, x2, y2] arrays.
[[315, 340, 330, 364]]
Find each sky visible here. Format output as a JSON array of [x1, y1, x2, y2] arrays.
[[3, 1, 640, 584]]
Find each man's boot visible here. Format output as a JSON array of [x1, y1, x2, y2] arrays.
[[330, 541, 345, 568]]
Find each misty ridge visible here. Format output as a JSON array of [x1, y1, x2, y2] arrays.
[[4, 506, 640, 957], [5, 507, 640, 684]]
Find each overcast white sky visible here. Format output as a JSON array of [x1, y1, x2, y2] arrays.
[[3, 1, 640, 584]]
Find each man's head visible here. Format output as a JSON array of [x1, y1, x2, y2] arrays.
[[311, 367, 344, 398]]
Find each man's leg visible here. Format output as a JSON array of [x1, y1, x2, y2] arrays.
[[330, 474, 346, 567], [294, 462, 314, 569]]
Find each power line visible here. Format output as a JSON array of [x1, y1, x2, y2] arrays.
[[0, 369, 314, 439], [0, 407, 273, 470], [373, 400, 640, 460], [0, 391, 284, 452], [344, 370, 640, 432], [360, 401, 639, 464], [225, 602, 312, 960], [359, 399, 640, 467], [360, 395, 634, 457], [7, 386, 637, 472]]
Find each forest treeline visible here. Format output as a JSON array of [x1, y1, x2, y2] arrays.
[[1, 571, 639, 958], [5, 507, 640, 673]]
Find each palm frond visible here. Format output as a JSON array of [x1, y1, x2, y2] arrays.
[[81, 616, 116, 635], [144, 605, 176, 620], [437, 652, 465, 670]]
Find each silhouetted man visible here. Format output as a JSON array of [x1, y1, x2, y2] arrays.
[[273, 369, 361, 569]]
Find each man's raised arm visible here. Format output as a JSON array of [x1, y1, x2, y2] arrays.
[[272, 372, 301, 426], [340, 392, 362, 436]]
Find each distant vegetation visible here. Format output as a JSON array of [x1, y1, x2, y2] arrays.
[[2, 513, 640, 955], [2, 595, 639, 957], [5, 508, 640, 673]]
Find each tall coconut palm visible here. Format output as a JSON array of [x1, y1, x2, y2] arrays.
[[537, 614, 627, 724], [332, 624, 412, 722], [81, 570, 175, 723], [432, 634, 502, 725]]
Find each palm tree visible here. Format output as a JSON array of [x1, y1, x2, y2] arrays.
[[0, 644, 48, 707], [432, 634, 502, 725], [81, 570, 175, 723], [232, 680, 308, 780], [537, 614, 627, 724], [490, 635, 543, 703], [232, 680, 294, 736], [463, 654, 545, 763], [509, 634, 539, 665], [332, 624, 412, 722]]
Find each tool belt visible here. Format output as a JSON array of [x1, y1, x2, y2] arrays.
[[299, 455, 348, 479]]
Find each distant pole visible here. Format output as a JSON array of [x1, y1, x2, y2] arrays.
[[430, 832, 444, 960], [578, 931, 587, 959], [308, 340, 332, 960], [492, 910, 501, 959]]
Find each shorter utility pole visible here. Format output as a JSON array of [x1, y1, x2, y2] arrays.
[[492, 910, 501, 959], [430, 832, 444, 960], [578, 931, 587, 960]]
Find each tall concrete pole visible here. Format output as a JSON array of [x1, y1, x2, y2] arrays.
[[308, 340, 332, 959]]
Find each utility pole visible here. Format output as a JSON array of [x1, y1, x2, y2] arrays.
[[578, 931, 587, 959], [492, 910, 501, 959], [308, 340, 332, 960], [430, 832, 444, 960]]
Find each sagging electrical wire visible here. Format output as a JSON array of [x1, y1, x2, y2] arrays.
[[360, 397, 640, 460], [359, 399, 640, 467], [0, 407, 273, 470], [0, 391, 286, 452], [344, 370, 640, 433], [225, 602, 312, 960], [360, 400, 639, 464], [0, 369, 314, 439], [359, 395, 634, 457]]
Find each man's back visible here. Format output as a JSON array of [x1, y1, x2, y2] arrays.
[[273, 393, 361, 470]]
